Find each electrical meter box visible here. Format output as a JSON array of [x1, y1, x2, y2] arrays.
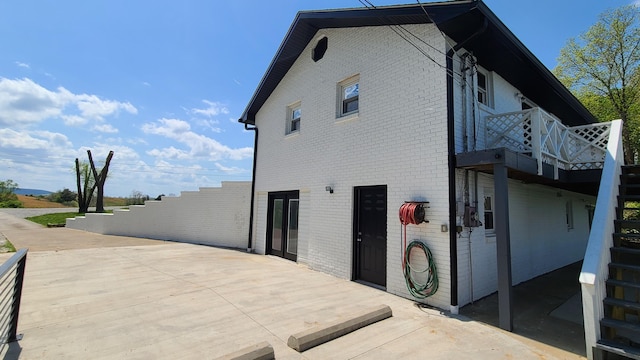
[[464, 205, 481, 227]]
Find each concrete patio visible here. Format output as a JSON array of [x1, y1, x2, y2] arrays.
[[0, 211, 585, 359]]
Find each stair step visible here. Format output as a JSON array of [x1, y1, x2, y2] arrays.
[[622, 165, 640, 173], [619, 195, 640, 201], [607, 279, 640, 291], [596, 339, 640, 360], [611, 245, 640, 255], [604, 297, 640, 312], [601, 317, 640, 337], [621, 184, 640, 189], [610, 262, 640, 272], [615, 220, 640, 230]]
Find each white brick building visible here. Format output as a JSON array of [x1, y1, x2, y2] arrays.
[[239, 1, 610, 332]]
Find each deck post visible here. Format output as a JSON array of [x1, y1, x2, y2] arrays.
[[494, 162, 513, 331]]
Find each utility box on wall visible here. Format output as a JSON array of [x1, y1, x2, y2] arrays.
[[463, 205, 481, 227]]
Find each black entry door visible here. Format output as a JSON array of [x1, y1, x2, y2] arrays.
[[353, 185, 387, 287], [267, 191, 299, 261]]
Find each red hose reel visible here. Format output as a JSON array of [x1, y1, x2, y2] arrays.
[[399, 202, 427, 225], [399, 201, 428, 271]]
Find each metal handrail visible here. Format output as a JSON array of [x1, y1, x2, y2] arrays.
[[0, 248, 27, 350]]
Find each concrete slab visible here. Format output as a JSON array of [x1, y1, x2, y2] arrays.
[[0, 212, 584, 359]]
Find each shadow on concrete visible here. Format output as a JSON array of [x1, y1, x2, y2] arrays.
[[3, 340, 22, 360], [460, 261, 586, 357]]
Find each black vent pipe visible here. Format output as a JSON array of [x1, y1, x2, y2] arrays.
[[244, 122, 258, 252]]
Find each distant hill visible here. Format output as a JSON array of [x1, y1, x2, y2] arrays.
[[14, 188, 52, 196]]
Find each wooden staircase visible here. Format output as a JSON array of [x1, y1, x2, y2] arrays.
[[595, 165, 640, 360]]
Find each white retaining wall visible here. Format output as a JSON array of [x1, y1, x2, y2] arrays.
[[66, 181, 252, 249]]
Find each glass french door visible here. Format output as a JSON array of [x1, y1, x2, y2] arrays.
[[267, 191, 299, 261]]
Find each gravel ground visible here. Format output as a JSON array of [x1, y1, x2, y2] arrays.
[[0, 207, 121, 219]]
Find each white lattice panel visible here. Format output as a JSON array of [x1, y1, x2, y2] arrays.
[[485, 110, 532, 153], [483, 108, 611, 173]]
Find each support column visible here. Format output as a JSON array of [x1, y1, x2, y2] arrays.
[[494, 162, 513, 331]]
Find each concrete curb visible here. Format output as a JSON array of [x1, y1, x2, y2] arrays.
[[214, 341, 274, 360], [287, 304, 393, 352]]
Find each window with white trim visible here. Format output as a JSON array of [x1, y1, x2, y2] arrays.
[[484, 190, 495, 234], [338, 75, 359, 117], [476, 69, 493, 107], [287, 102, 301, 134], [566, 200, 574, 230]]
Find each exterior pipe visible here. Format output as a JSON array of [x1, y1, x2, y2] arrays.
[[244, 122, 258, 252], [445, 17, 488, 313]]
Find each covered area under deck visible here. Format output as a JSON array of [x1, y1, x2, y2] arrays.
[[457, 147, 603, 197], [455, 147, 602, 332]]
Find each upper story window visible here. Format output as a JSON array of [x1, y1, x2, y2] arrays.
[[338, 75, 359, 117], [287, 102, 301, 134], [476, 69, 493, 108]]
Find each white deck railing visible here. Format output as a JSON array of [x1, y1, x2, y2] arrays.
[[485, 108, 612, 178], [579, 119, 623, 360]]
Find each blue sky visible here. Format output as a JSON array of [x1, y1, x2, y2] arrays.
[[0, 0, 634, 197]]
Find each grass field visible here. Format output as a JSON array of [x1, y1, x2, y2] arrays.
[[26, 212, 84, 226], [17, 195, 73, 208], [16, 195, 128, 208]]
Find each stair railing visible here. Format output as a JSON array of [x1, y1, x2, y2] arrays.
[[579, 119, 624, 360], [485, 108, 611, 179]]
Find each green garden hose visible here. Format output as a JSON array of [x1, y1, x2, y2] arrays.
[[404, 240, 438, 299]]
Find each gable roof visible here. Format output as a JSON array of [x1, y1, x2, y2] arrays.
[[239, 0, 596, 126]]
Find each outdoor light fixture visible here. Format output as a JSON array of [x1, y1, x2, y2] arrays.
[[325, 186, 334, 194]]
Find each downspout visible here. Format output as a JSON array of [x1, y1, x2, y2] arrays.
[[244, 122, 258, 252], [446, 18, 487, 314]]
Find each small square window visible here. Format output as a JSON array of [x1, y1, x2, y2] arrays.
[[338, 76, 359, 117], [287, 103, 301, 134]]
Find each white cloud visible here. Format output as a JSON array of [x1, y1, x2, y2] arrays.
[[142, 118, 253, 161], [0, 129, 54, 149], [75, 93, 137, 120], [15, 61, 30, 69], [191, 100, 229, 118], [215, 163, 246, 175], [197, 119, 222, 133], [62, 115, 88, 126], [146, 146, 191, 160], [93, 123, 119, 133], [0, 77, 137, 127]]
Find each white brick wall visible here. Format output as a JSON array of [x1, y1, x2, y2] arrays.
[[252, 23, 594, 311], [253, 25, 452, 309], [66, 181, 251, 249]]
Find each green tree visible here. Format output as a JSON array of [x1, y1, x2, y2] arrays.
[[0, 179, 22, 208], [76, 159, 95, 213], [554, 5, 640, 163], [49, 188, 77, 204]]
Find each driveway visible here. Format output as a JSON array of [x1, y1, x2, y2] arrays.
[[0, 212, 583, 359]]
